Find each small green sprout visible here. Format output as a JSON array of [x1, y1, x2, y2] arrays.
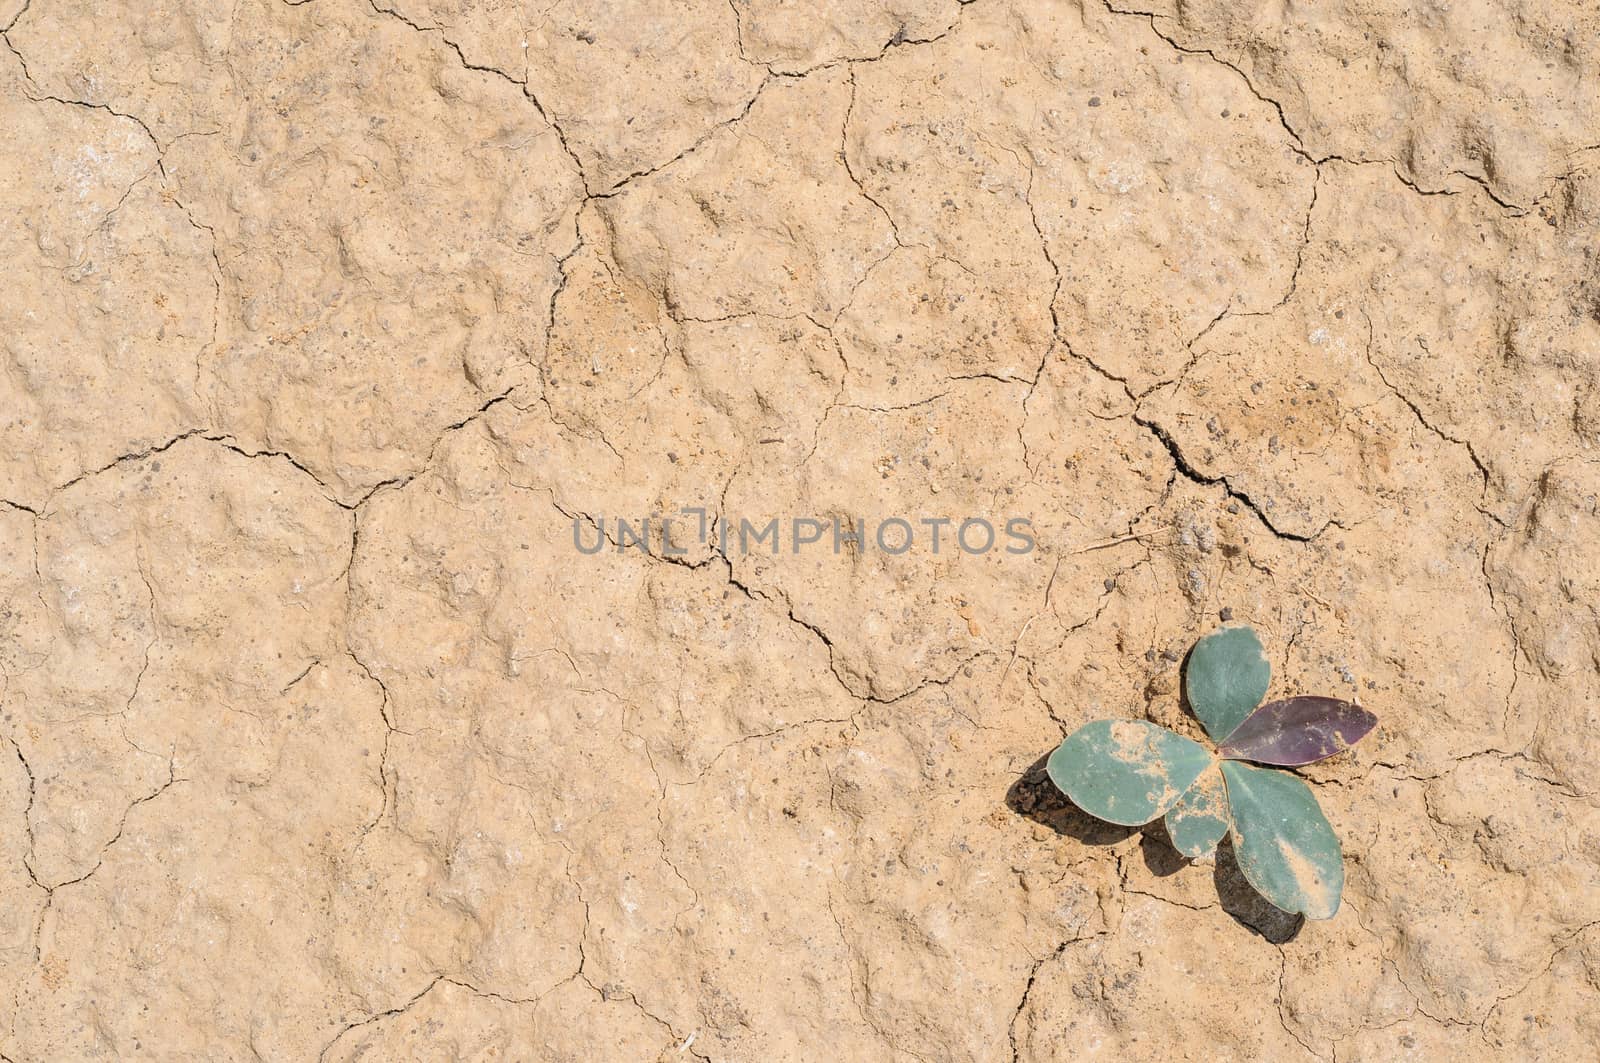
[[1046, 625, 1376, 919]]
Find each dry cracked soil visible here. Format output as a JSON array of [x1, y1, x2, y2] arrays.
[[3, 0, 1599, 1059]]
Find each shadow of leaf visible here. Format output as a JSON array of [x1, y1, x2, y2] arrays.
[[1137, 822, 1187, 878], [1215, 839, 1304, 943], [1005, 752, 1137, 846]]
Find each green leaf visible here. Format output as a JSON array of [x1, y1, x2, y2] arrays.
[[1185, 625, 1271, 743], [1164, 764, 1230, 858], [1220, 761, 1344, 919], [1047, 721, 1214, 826]]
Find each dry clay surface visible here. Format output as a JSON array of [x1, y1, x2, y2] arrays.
[[2, 0, 1599, 1058]]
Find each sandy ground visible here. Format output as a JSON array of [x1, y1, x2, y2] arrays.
[[2, 0, 1598, 1059]]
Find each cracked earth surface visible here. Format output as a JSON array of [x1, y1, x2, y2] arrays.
[[2, 0, 1599, 1058]]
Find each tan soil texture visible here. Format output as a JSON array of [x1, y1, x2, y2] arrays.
[[3, 0, 1599, 1059]]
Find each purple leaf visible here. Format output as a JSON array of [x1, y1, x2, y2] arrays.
[[1219, 696, 1377, 766]]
